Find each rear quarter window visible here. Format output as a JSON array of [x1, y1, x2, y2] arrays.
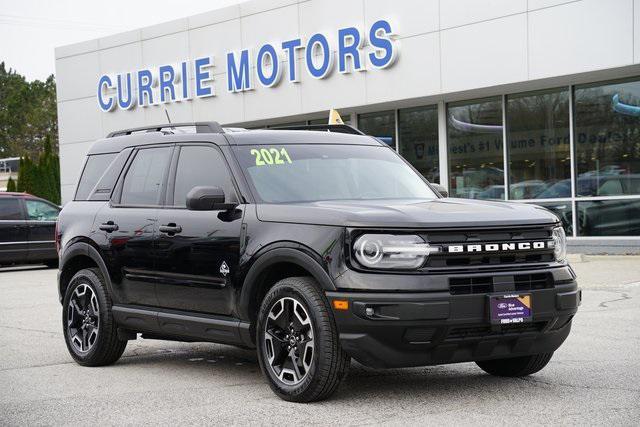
[[75, 153, 117, 200]]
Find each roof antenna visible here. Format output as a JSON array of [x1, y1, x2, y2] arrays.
[[164, 108, 172, 124]]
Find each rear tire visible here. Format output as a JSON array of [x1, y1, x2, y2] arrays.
[[256, 276, 350, 402], [62, 268, 127, 366], [476, 352, 553, 377]]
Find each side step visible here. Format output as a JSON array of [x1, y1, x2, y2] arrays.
[[112, 305, 254, 348]]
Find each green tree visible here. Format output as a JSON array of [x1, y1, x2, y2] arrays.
[[16, 157, 29, 192], [0, 62, 58, 159], [14, 141, 61, 204], [6, 176, 16, 192], [1, 62, 60, 203], [37, 136, 60, 203]]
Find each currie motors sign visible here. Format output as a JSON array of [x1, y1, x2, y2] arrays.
[[97, 20, 398, 112]]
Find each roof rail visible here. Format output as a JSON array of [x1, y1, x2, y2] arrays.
[[106, 121, 224, 138], [270, 124, 365, 136]]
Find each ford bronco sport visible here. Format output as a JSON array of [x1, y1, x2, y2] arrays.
[[56, 122, 581, 402]]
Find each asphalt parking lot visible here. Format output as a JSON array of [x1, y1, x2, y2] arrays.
[[1, 256, 639, 425]]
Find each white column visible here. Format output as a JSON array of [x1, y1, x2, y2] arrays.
[[437, 100, 449, 187]]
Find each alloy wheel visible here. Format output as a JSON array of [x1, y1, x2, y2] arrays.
[[67, 284, 100, 353], [264, 297, 315, 385]]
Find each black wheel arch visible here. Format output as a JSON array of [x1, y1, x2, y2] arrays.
[[58, 241, 113, 304], [237, 244, 337, 322]]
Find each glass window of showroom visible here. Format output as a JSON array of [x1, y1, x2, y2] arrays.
[[574, 78, 640, 236], [442, 79, 640, 237]]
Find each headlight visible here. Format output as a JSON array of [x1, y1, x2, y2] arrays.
[[552, 226, 567, 263], [353, 234, 438, 270]]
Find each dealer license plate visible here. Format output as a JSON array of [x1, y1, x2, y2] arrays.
[[489, 294, 532, 325]]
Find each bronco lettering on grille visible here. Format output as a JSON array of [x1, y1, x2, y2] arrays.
[[447, 241, 553, 253]]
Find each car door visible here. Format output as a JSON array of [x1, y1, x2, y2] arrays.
[[24, 198, 60, 262], [92, 145, 173, 307], [0, 197, 28, 264], [154, 143, 243, 315]]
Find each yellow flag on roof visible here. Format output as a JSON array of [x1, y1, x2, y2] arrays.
[[328, 109, 344, 125]]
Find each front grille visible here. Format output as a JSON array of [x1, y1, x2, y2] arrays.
[[431, 253, 554, 268], [423, 227, 551, 244], [421, 226, 555, 271], [446, 321, 546, 340], [450, 273, 553, 295]]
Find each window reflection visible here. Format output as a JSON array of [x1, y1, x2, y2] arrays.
[[447, 97, 504, 199], [358, 110, 396, 148], [577, 199, 640, 236], [575, 79, 640, 196], [508, 88, 570, 200], [398, 106, 439, 183]]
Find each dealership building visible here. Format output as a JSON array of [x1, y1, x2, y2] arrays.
[[55, 0, 640, 251]]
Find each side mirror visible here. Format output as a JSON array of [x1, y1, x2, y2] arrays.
[[186, 186, 236, 211], [431, 183, 449, 198]]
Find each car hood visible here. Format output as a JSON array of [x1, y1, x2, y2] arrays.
[[256, 198, 559, 228]]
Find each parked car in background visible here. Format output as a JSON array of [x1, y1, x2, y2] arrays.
[[533, 174, 640, 235], [0, 192, 60, 267], [469, 181, 548, 200], [536, 174, 640, 199], [509, 180, 549, 200], [476, 185, 505, 200], [577, 198, 640, 236]]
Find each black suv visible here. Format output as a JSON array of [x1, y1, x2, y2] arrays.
[[57, 122, 581, 402]]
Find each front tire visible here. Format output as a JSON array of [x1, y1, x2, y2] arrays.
[[62, 268, 127, 366], [476, 352, 553, 377], [256, 277, 350, 402]]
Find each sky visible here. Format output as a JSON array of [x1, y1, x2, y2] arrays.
[[0, 0, 243, 81]]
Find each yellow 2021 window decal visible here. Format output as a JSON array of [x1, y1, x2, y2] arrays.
[[250, 147, 293, 166]]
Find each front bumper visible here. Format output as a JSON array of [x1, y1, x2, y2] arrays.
[[326, 267, 581, 369]]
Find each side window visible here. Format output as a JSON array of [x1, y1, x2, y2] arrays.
[[75, 153, 117, 200], [173, 145, 234, 207], [0, 198, 23, 220], [89, 149, 132, 201], [120, 147, 172, 206], [25, 200, 59, 221]]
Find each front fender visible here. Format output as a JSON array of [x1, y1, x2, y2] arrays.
[[237, 245, 336, 321]]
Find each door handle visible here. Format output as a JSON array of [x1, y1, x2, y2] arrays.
[[159, 223, 182, 235], [99, 221, 119, 232]]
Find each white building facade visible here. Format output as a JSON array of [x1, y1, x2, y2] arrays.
[[55, 0, 640, 249]]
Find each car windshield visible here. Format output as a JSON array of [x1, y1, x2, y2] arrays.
[[234, 144, 437, 203]]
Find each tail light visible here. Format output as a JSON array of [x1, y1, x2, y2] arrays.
[[55, 220, 61, 254]]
